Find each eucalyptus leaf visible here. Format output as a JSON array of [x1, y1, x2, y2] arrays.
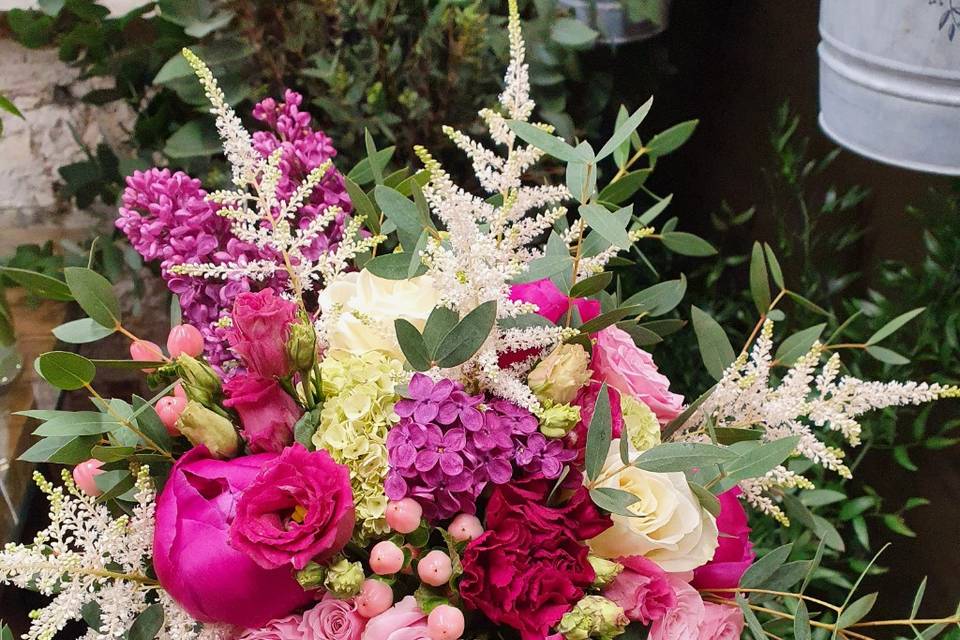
[[52, 318, 116, 344], [596, 98, 653, 160], [633, 442, 737, 473], [691, 306, 735, 380], [660, 231, 717, 257], [580, 203, 631, 249], [569, 272, 613, 299], [64, 267, 121, 328], [590, 487, 641, 517], [865, 345, 910, 365], [33, 411, 121, 436], [584, 383, 612, 481], [395, 319, 431, 371], [506, 120, 591, 163], [364, 252, 426, 280], [348, 146, 395, 186], [36, 351, 96, 390], [132, 395, 173, 452], [647, 120, 698, 157], [435, 301, 497, 368], [724, 436, 801, 482], [0, 267, 72, 301], [344, 177, 379, 234], [576, 304, 644, 335], [837, 593, 877, 629], [749, 242, 771, 314], [374, 185, 424, 252], [513, 255, 573, 284], [688, 481, 721, 517], [127, 603, 164, 640], [764, 243, 785, 289], [637, 194, 673, 225], [598, 170, 651, 204], [19, 434, 98, 464], [622, 276, 686, 316], [866, 307, 925, 346], [423, 307, 459, 357], [740, 543, 793, 588], [775, 324, 826, 365]]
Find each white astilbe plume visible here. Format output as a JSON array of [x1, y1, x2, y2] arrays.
[[414, 0, 581, 408], [167, 49, 382, 298], [0, 468, 224, 640], [678, 320, 959, 522]]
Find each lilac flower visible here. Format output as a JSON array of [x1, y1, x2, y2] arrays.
[[385, 373, 572, 521], [116, 90, 351, 369]]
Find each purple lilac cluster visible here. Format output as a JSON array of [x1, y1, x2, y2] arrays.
[[115, 90, 351, 368], [385, 373, 574, 521]]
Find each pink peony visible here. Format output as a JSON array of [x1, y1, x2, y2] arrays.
[[224, 374, 303, 453], [592, 326, 684, 424], [230, 444, 355, 570], [648, 576, 705, 640], [360, 596, 430, 640], [603, 555, 677, 625], [153, 447, 311, 628], [227, 289, 298, 378], [237, 615, 304, 640], [692, 487, 755, 590], [698, 603, 745, 640], [300, 594, 366, 640]]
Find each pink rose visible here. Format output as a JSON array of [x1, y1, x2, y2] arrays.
[[227, 288, 298, 378], [360, 596, 430, 640], [603, 556, 677, 625], [648, 576, 705, 640], [153, 447, 311, 628], [238, 615, 304, 640], [230, 444, 355, 570], [692, 488, 755, 590], [592, 326, 684, 424], [698, 603, 745, 640], [224, 374, 303, 453], [300, 593, 366, 640]]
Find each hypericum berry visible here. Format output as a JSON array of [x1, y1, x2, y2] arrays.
[[370, 541, 405, 575], [418, 550, 453, 587], [386, 498, 423, 534], [130, 340, 164, 371], [427, 604, 465, 640], [167, 324, 205, 358], [73, 459, 105, 496], [173, 381, 188, 399], [448, 513, 484, 542], [155, 396, 187, 435], [356, 579, 393, 618]]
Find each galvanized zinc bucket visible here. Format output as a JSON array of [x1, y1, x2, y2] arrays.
[[558, 0, 670, 45], [818, 0, 960, 175]]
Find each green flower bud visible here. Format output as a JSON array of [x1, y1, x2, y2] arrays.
[[538, 402, 581, 439], [556, 596, 628, 640], [176, 354, 222, 407], [588, 556, 623, 589], [296, 561, 327, 590], [286, 321, 317, 372], [323, 557, 365, 599], [621, 396, 661, 454], [176, 401, 239, 459], [528, 344, 591, 405]]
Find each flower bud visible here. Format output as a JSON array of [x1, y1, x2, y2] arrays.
[[176, 354, 222, 407], [538, 402, 581, 439], [295, 561, 327, 590], [620, 396, 661, 454], [323, 557, 365, 599], [176, 401, 239, 459], [556, 596, 628, 640], [528, 344, 591, 405], [286, 321, 317, 372], [588, 556, 623, 589]]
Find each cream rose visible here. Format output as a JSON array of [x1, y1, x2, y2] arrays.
[[588, 441, 719, 572], [318, 270, 439, 360]]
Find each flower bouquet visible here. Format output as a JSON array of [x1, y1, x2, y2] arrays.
[[2, 3, 959, 640]]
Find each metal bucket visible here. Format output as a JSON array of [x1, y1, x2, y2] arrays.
[[818, 0, 960, 175], [558, 0, 670, 45]]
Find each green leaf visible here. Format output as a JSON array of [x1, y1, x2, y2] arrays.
[[724, 436, 800, 482], [364, 129, 384, 185], [33, 411, 121, 436], [882, 513, 916, 537], [435, 301, 497, 368], [749, 242, 771, 314], [911, 577, 927, 618], [622, 276, 686, 316], [688, 481, 721, 517], [660, 231, 717, 257], [293, 407, 321, 450], [596, 98, 653, 161], [163, 119, 221, 159], [364, 252, 426, 280], [0, 94, 25, 119], [550, 17, 599, 48], [762, 560, 813, 592], [662, 384, 715, 440], [633, 442, 737, 473], [91, 445, 137, 463], [764, 243, 785, 289], [395, 319, 431, 371], [865, 345, 910, 365], [19, 434, 98, 464], [638, 318, 686, 338], [599, 170, 652, 204], [893, 445, 918, 471], [577, 305, 644, 335], [569, 272, 613, 299], [127, 603, 164, 640], [347, 146, 395, 186], [170, 295, 181, 328], [422, 307, 459, 357], [64, 267, 121, 328], [506, 120, 591, 163], [0, 267, 72, 301], [794, 600, 811, 640], [154, 41, 252, 84], [36, 351, 96, 390], [52, 318, 116, 344], [647, 120, 698, 157], [374, 185, 424, 252], [713, 427, 763, 444], [95, 469, 134, 502], [736, 594, 767, 640], [513, 255, 573, 283], [837, 593, 877, 628], [775, 324, 826, 365], [740, 543, 793, 588], [691, 306, 735, 380], [89, 359, 165, 370], [786, 290, 830, 316], [580, 204, 632, 249], [637, 194, 673, 225], [866, 307, 925, 345], [590, 487, 640, 517], [344, 177, 379, 234], [132, 395, 173, 452], [584, 383, 612, 482]]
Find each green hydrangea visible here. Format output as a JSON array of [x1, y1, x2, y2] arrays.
[[313, 351, 404, 540], [621, 396, 661, 454]]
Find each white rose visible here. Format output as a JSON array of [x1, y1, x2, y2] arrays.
[[588, 440, 719, 572], [318, 270, 439, 361]]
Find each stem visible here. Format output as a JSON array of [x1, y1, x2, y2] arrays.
[[850, 617, 960, 628], [609, 146, 648, 184], [739, 289, 789, 357], [24, 561, 159, 586], [84, 384, 173, 461], [564, 222, 587, 328], [821, 343, 865, 351], [702, 588, 841, 612]]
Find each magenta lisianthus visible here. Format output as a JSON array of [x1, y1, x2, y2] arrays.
[[229, 443, 355, 570], [692, 487, 755, 590], [603, 555, 677, 625], [592, 325, 684, 424], [224, 374, 302, 453], [300, 593, 366, 640], [153, 447, 311, 628], [360, 597, 430, 640], [226, 289, 299, 378]]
